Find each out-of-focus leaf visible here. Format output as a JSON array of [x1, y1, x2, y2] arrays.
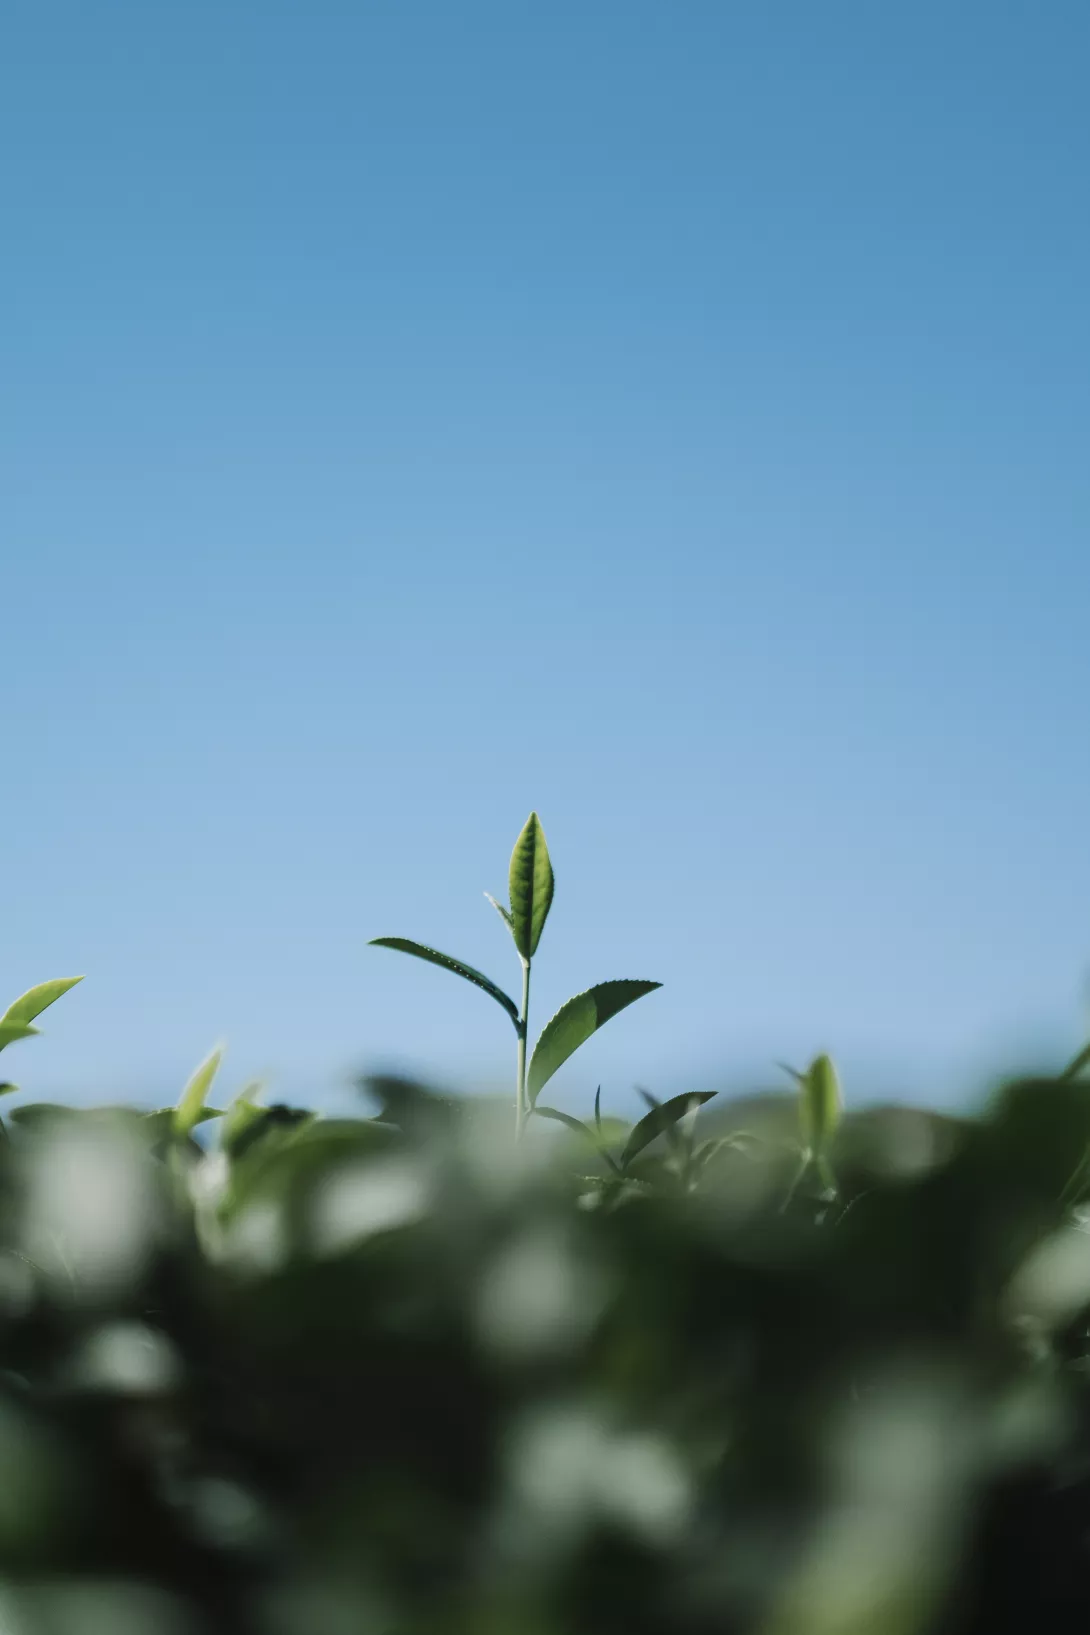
[[145, 1107, 222, 1138], [8, 1102, 74, 1128], [0, 1022, 40, 1054], [595, 1114, 631, 1147], [528, 981, 661, 1105], [361, 1075, 458, 1140], [594, 1085, 602, 1133], [0, 1082, 20, 1098], [225, 1104, 316, 1168], [222, 1081, 266, 1149], [800, 1054, 841, 1152], [537, 1105, 624, 1174], [174, 1046, 224, 1137], [369, 938, 519, 1026], [1, 976, 83, 1027], [621, 1091, 717, 1168], [1061, 1039, 1090, 1081], [508, 812, 554, 959], [534, 1106, 594, 1140]]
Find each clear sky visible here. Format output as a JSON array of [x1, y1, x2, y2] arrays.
[[3, 2, 1089, 1117]]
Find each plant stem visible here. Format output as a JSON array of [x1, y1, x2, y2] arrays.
[[516, 956, 531, 1137]]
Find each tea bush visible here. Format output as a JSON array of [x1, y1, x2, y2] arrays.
[[1, 824, 1090, 1632]]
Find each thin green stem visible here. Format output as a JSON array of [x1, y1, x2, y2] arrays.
[[516, 957, 531, 1137]]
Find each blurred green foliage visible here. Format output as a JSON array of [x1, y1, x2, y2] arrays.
[[0, 1029, 1088, 1631], [4, 839, 1090, 1632]]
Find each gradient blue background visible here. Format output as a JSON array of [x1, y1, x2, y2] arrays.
[[4, 2, 1089, 1114]]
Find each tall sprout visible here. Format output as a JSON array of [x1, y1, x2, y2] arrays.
[[371, 813, 660, 1135]]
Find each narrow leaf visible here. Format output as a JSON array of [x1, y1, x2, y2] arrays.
[[594, 1085, 602, 1133], [535, 1106, 622, 1174], [0, 1022, 40, 1054], [369, 937, 519, 1026], [800, 1053, 841, 1152], [174, 1046, 224, 1137], [484, 892, 515, 932], [508, 812, 554, 959], [776, 1061, 806, 1086], [528, 980, 662, 1105], [621, 1091, 717, 1168], [534, 1106, 594, 1140], [0, 1083, 20, 1099], [2, 976, 83, 1027]]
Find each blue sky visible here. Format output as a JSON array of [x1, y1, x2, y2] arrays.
[[3, 2, 1089, 1116]]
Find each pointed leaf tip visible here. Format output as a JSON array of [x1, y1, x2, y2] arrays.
[[527, 980, 661, 1105], [621, 1091, 717, 1168], [509, 812, 555, 959], [174, 1045, 225, 1137], [2, 976, 84, 1028], [800, 1053, 841, 1152]]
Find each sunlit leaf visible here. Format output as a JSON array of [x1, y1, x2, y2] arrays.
[[2, 976, 84, 1027], [0, 1022, 40, 1054], [799, 1054, 841, 1152], [222, 1080, 266, 1148], [508, 812, 554, 959], [174, 1046, 224, 1137], [528, 981, 661, 1106], [369, 938, 519, 1027], [621, 1091, 717, 1168]]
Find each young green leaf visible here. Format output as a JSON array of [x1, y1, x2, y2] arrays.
[[2, 976, 84, 1027], [534, 1106, 594, 1140], [221, 1080, 266, 1150], [174, 1046, 224, 1137], [0, 1022, 40, 1054], [484, 892, 515, 932], [594, 1085, 602, 1133], [621, 1091, 717, 1169], [535, 1105, 623, 1173], [508, 812, 554, 959], [527, 980, 662, 1105], [0, 1083, 20, 1098], [369, 938, 520, 1027], [637, 1085, 688, 1155], [799, 1053, 841, 1152]]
